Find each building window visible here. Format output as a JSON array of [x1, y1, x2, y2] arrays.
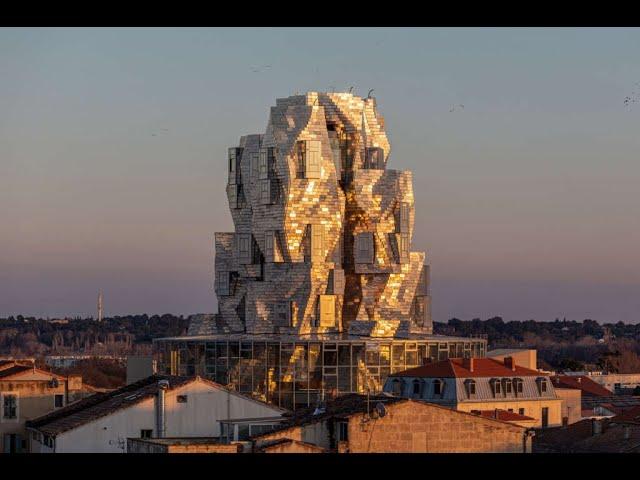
[[54, 394, 64, 408], [319, 295, 336, 328], [433, 379, 444, 396], [466, 379, 476, 396], [310, 224, 325, 263], [398, 202, 410, 233], [365, 147, 384, 169], [267, 147, 277, 177], [305, 140, 321, 178], [177, 395, 188, 403], [514, 378, 524, 394], [228, 147, 238, 185], [491, 378, 502, 396], [338, 421, 349, 442], [355, 232, 374, 264], [399, 233, 410, 263], [412, 379, 422, 397], [2, 394, 17, 419], [259, 148, 269, 179], [216, 270, 230, 296], [542, 407, 549, 428], [237, 234, 252, 264], [274, 302, 292, 327], [504, 378, 512, 394], [140, 429, 153, 439], [391, 378, 403, 396], [537, 377, 548, 394], [295, 141, 306, 178], [519, 408, 525, 416]]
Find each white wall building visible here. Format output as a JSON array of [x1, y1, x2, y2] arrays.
[[27, 375, 285, 453]]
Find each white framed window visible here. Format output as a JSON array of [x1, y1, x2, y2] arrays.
[[319, 295, 336, 327], [491, 378, 503, 396], [433, 379, 444, 396], [466, 379, 476, 397], [355, 232, 374, 264]]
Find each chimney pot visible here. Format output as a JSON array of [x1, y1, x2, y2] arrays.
[[462, 357, 474, 372]]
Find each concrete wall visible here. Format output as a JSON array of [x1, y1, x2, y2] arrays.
[[1, 373, 88, 452], [554, 388, 582, 425], [486, 350, 537, 370], [347, 401, 528, 453], [127, 438, 241, 453], [589, 373, 640, 392], [31, 379, 283, 453]]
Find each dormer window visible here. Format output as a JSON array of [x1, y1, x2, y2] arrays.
[[465, 379, 476, 397], [537, 377, 548, 394], [433, 379, 444, 396], [514, 378, 524, 395], [503, 378, 512, 394], [490, 378, 502, 396]]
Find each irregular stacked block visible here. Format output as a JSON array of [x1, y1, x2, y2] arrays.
[[214, 92, 432, 338]]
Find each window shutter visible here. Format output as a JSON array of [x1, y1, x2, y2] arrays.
[[399, 233, 410, 263], [237, 234, 251, 264], [228, 185, 238, 209], [311, 224, 324, 263], [259, 148, 268, 179], [260, 179, 270, 204], [251, 153, 259, 178], [217, 270, 229, 296], [400, 202, 410, 232], [305, 140, 321, 179], [331, 269, 345, 295], [228, 148, 237, 185], [319, 295, 336, 327], [355, 232, 374, 264], [264, 231, 274, 263]]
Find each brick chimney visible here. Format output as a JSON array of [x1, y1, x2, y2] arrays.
[[462, 357, 474, 372], [504, 357, 516, 371]]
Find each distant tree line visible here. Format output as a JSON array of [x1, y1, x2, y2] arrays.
[[434, 317, 640, 373]]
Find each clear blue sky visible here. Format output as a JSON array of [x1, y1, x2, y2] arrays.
[[2, 27, 640, 322]]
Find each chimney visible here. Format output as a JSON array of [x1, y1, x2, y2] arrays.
[[462, 357, 474, 372], [504, 357, 516, 371], [494, 409, 499, 419], [156, 379, 170, 438], [592, 419, 602, 436]]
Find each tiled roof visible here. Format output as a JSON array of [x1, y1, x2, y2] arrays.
[[390, 358, 542, 378], [475, 410, 535, 422], [611, 405, 640, 425], [26, 375, 200, 436], [534, 418, 640, 453], [258, 438, 326, 452], [550, 375, 613, 397], [0, 365, 33, 379]]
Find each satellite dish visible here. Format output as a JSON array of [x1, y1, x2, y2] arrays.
[[375, 402, 386, 418]]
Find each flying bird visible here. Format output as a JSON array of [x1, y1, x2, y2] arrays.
[[250, 65, 272, 73], [449, 104, 465, 113]]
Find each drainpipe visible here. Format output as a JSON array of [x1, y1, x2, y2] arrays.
[[156, 379, 170, 438], [524, 429, 535, 453]]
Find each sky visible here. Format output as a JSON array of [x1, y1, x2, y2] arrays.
[[1, 27, 640, 323]]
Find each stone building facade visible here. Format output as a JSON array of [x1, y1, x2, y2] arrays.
[[154, 92, 487, 410]]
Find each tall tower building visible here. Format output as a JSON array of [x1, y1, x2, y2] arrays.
[[155, 92, 486, 409], [97, 291, 103, 323]]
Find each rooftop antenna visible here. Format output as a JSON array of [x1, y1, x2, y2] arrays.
[[367, 89, 375, 99], [97, 291, 103, 322], [348, 86, 354, 94]]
